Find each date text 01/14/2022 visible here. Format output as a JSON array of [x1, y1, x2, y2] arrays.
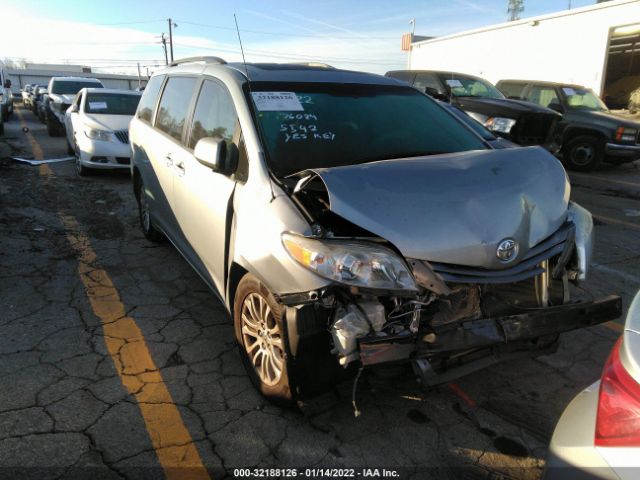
[[233, 468, 400, 478]]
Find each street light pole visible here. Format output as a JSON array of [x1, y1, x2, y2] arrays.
[[160, 33, 168, 65], [167, 18, 177, 63]]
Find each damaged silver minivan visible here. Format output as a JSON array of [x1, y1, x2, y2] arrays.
[[129, 58, 621, 404]]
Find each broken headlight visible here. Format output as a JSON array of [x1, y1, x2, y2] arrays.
[[282, 233, 418, 292], [485, 117, 516, 134]]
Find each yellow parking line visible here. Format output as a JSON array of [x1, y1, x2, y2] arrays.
[[17, 107, 210, 480], [15, 108, 51, 175], [61, 216, 210, 480]]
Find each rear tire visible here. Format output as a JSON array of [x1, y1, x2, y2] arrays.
[[136, 179, 163, 242], [233, 274, 295, 405], [562, 135, 603, 172], [46, 112, 63, 137]]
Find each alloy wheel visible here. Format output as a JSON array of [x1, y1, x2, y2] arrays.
[[240, 292, 284, 386], [139, 184, 151, 233]]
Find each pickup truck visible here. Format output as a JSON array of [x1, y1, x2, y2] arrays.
[[46, 77, 103, 137], [497, 79, 640, 171], [386, 70, 561, 152]]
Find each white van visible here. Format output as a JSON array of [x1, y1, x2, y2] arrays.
[[0, 60, 13, 135]]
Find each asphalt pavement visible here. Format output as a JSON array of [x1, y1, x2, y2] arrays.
[[0, 105, 638, 479]]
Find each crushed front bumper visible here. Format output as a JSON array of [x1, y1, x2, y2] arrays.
[[359, 295, 622, 367]]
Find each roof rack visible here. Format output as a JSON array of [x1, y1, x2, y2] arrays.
[[169, 56, 227, 67]]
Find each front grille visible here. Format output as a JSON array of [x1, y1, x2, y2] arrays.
[[511, 113, 556, 146], [116, 157, 130, 165], [114, 130, 129, 144], [428, 222, 574, 284]]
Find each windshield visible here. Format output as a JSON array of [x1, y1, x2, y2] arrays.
[[251, 83, 487, 177], [435, 73, 505, 99], [51, 80, 103, 95], [562, 87, 607, 111], [85, 93, 141, 115]]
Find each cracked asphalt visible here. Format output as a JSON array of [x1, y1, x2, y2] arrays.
[[1, 104, 639, 480]]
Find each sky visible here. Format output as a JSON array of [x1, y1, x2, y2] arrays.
[[1, 0, 595, 75]]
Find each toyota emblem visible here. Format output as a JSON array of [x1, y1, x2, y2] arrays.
[[496, 238, 519, 263]]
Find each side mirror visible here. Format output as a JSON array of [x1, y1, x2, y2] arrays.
[[548, 102, 564, 114], [70, 104, 79, 113], [424, 87, 449, 102], [194, 137, 238, 175], [4, 79, 11, 88]]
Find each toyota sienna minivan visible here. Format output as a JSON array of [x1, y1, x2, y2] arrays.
[[129, 57, 620, 404]]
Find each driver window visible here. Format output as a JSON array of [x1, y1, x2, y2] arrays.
[[413, 73, 443, 94], [188, 79, 248, 181], [526, 86, 559, 108]]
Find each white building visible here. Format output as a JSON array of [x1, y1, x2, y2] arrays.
[[406, 0, 640, 107]]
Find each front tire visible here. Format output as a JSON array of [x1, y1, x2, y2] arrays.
[[136, 178, 163, 242], [562, 135, 603, 171], [233, 274, 294, 405]]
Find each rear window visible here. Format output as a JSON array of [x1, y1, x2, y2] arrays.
[[85, 93, 141, 115], [154, 76, 198, 142], [498, 82, 527, 99], [51, 80, 103, 95], [136, 74, 165, 123]]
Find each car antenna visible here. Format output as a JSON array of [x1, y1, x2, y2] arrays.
[[234, 14, 278, 202], [234, 14, 252, 91]]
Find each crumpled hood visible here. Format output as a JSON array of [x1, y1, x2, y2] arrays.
[[85, 114, 132, 132], [307, 147, 570, 269], [455, 96, 561, 119]]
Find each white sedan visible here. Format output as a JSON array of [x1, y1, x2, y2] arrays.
[[65, 88, 141, 176], [545, 291, 640, 479]]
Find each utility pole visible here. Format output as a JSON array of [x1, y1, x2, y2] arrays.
[[137, 63, 142, 89], [507, 0, 524, 21], [167, 18, 177, 63]]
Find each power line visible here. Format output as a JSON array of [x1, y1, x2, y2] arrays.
[[93, 19, 166, 26], [172, 42, 401, 66], [175, 19, 398, 40]]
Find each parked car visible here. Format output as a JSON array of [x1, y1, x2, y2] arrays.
[[45, 77, 103, 137], [0, 61, 12, 131], [439, 101, 519, 149], [33, 86, 48, 123], [65, 88, 141, 175], [385, 70, 561, 151], [545, 290, 640, 480], [130, 58, 621, 404], [21, 84, 32, 107], [628, 85, 640, 114], [498, 80, 640, 171], [27, 84, 46, 114]]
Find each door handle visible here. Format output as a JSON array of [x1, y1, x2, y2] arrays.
[[165, 154, 173, 167], [175, 161, 186, 176]]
